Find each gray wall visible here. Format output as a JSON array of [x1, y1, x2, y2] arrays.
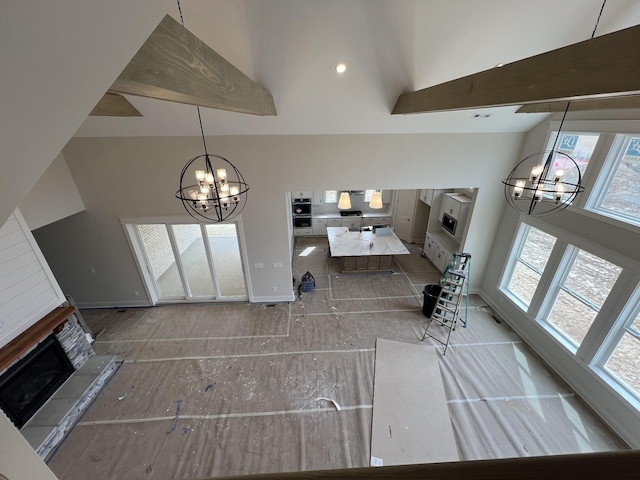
[[479, 112, 640, 447], [33, 133, 523, 306]]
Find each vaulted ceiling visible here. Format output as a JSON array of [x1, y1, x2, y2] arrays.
[[75, 0, 640, 138]]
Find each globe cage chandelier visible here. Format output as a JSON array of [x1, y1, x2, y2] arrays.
[[173, 2, 248, 222], [502, 148, 584, 217], [501, 0, 608, 217]]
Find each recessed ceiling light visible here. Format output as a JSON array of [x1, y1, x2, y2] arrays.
[[335, 63, 347, 74], [495, 63, 505, 68]]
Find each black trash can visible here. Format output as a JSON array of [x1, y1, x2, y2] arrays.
[[422, 284, 442, 317]]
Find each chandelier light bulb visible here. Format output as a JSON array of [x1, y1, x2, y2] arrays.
[[200, 184, 210, 194], [534, 186, 544, 201], [513, 180, 526, 197], [205, 172, 214, 184], [554, 169, 565, 182], [195, 170, 206, 182], [217, 168, 227, 183], [555, 182, 566, 202], [530, 165, 544, 181]]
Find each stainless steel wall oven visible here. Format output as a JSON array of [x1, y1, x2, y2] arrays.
[[292, 198, 312, 228]]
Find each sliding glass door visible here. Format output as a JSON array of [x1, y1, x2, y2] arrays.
[[132, 222, 247, 303]]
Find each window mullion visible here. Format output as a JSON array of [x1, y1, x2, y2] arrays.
[[576, 133, 615, 209], [581, 270, 639, 364], [529, 239, 570, 319]]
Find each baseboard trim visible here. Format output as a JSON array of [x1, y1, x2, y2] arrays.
[[251, 294, 295, 303], [75, 300, 152, 309]]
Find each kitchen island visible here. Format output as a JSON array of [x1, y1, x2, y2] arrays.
[[327, 226, 410, 273]]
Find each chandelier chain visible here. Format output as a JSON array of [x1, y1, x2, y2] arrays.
[[176, 0, 210, 159], [550, 0, 607, 154]]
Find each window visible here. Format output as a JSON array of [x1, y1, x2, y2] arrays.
[[546, 133, 600, 185], [501, 224, 557, 308], [589, 135, 640, 227], [595, 286, 640, 401], [324, 190, 338, 203], [364, 189, 376, 202], [545, 248, 622, 350], [603, 317, 640, 398]]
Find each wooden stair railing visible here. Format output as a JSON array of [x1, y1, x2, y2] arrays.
[[195, 450, 638, 480]]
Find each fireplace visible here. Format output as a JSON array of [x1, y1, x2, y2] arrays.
[[0, 334, 74, 428]]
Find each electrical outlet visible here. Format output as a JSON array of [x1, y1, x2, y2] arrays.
[[133, 291, 139, 297], [272, 286, 277, 291], [89, 268, 96, 274], [254, 263, 264, 269], [273, 262, 283, 268]]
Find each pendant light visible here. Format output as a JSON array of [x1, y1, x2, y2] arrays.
[[369, 190, 383, 209], [338, 192, 352, 210], [173, 0, 249, 222], [501, 0, 607, 217]]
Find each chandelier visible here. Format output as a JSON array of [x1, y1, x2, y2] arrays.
[[176, 150, 249, 222], [173, 1, 248, 222], [502, 0, 607, 217], [502, 148, 584, 217]]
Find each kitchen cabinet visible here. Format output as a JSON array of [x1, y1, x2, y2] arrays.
[[424, 235, 436, 261], [292, 190, 313, 199], [439, 193, 471, 222], [327, 218, 342, 227], [433, 244, 451, 272], [313, 191, 325, 205], [341, 218, 362, 229], [293, 227, 313, 236], [419, 189, 434, 205], [313, 218, 328, 235], [363, 216, 390, 227], [424, 232, 456, 273]]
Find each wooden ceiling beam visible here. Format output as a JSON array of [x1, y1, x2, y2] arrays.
[[89, 92, 143, 117], [393, 24, 640, 115], [110, 15, 276, 116], [516, 96, 640, 113]]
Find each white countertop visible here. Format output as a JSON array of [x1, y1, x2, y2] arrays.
[[429, 230, 461, 254], [327, 227, 410, 257], [314, 212, 391, 219]]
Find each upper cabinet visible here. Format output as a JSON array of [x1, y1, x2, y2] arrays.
[[439, 193, 471, 221], [419, 189, 432, 205], [292, 190, 313, 199]]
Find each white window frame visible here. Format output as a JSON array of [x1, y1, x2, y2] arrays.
[[585, 133, 640, 228], [324, 190, 338, 203], [591, 278, 640, 407]]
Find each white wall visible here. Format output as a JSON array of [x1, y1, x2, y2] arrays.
[[32, 133, 523, 306], [0, 411, 59, 480], [0, 210, 66, 349], [19, 153, 85, 231], [0, 0, 171, 226], [479, 111, 640, 447]]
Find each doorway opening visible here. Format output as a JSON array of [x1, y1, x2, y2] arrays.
[[127, 222, 248, 303]]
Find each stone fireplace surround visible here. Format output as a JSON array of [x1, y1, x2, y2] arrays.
[[0, 305, 116, 459]]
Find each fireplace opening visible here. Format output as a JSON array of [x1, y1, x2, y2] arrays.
[[0, 335, 74, 428]]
